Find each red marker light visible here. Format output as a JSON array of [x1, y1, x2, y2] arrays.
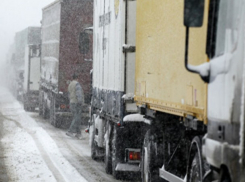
[[85, 128, 89, 133], [129, 151, 141, 160], [60, 104, 66, 109], [117, 122, 121, 126], [129, 152, 133, 160]]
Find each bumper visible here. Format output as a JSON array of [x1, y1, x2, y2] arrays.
[[116, 163, 140, 172], [202, 135, 242, 181], [115, 163, 141, 180]]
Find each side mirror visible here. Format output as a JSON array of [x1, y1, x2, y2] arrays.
[[184, 0, 205, 27], [79, 32, 90, 54], [184, 0, 209, 83]]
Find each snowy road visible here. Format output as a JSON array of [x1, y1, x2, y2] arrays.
[[0, 88, 135, 182]]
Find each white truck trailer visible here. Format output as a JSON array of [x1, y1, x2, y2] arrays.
[[23, 44, 41, 111], [81, 0, 146, 179], [11, 27, 41, 101]]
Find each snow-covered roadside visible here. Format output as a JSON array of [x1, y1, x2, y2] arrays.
[[0, 88, 88, 182], [1, 120, 57, 182]]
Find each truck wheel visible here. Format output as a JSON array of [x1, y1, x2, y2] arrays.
[[31, 107, 35, 111], [112, 125, 120, 179], [104, 121, 112, 174], [39, 92, 43, 116], [187, 136, 208, 182], [220, 167, 231, 182], [39, 104, 42, 115], [189, 153, 201, 182], [24, 104, 28, 111], [141, 130, 165, 182], [91, 115, 99, 160], [50, 97, 61, 128], [43, 102, 48, 119]]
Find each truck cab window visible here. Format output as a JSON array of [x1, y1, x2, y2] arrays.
[[214, 0, 241, 57], [206, 0, 240, 59], [214, 0, 227, 57]]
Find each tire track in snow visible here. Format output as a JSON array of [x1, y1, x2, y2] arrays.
[[0, 97, 88, 182], [1, 112, 64, 182], [32, 114, 128, 182], [16, 112, 88, 182], [28, 130, 67, 182], [40, 124, 118, 182]]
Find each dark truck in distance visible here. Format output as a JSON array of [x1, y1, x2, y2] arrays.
[[39, 0, 93, 127]]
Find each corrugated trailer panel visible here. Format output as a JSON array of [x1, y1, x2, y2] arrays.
[[59, 0, 93, 102], [135, 0, 209, 122], [41, 0, 93, 102], [92, 0, 136, 116], [41, 1, 61, 87], [125, 1, 136, 95], [93, 0, 125, 91]]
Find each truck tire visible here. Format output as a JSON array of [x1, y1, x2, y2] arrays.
[[24, 103, 29, 111], [219, 167, 231, 182], [43, 102, 49, 119], [187, 136, 209, 182], [50, 96, 61, 128], [104, 121, 112, 174], [141, 130, 165, 182], [39, 104, 42, 115], [30, 107, 35, 112], [112, 125, 120, 179], [91, 115, 99, 160], [39, 92, 43, 116]]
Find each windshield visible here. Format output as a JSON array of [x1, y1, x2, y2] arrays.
[[215, 0, 241, 56]]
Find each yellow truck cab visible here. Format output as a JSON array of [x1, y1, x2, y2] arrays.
[[128, 0, 245, 181]]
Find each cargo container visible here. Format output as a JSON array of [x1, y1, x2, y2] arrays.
[[80, 0, 144, 179], [11, 27, 41, 100], [39, 0, 93, 127], [129, 0, 245, 182], [23, 44, 41, 111]]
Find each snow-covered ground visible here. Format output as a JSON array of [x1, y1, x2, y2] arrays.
[[0, 88, 130, 182]]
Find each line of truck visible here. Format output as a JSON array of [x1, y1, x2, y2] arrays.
[[7, 0, 93, 129], [5, 0, 245, 181], [79, 0, 245, 182]]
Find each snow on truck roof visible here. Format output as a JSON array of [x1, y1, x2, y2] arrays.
[[42, 0, 60, 11]]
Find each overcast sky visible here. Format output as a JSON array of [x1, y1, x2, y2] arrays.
[[0, 0, 55, 64]]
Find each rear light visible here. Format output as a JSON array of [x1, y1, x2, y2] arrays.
[[126, 149, 141, 163], [129, 151, 141, 160], [60, 104, 66, 109], [117, 122, 121, 126], [85, 128, 89, 133]]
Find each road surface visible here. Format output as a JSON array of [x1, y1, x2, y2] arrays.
[[0, 88, 137, 182]]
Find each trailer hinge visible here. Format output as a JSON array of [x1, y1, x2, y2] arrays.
[[122, 44, 136, 53]]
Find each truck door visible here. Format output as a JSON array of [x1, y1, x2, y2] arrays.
[[207, 0, 242, 125], [29, 47, 41, 91]]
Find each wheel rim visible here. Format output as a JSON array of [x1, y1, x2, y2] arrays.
[[106, 140, 110, 160], [105, 124, 111, 164], [105, 138, 112, 173], [111, 126, 118, 178], [143, 147, 149, 182], [190, 154, 201, 182], [91, 115, 97, 158]]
